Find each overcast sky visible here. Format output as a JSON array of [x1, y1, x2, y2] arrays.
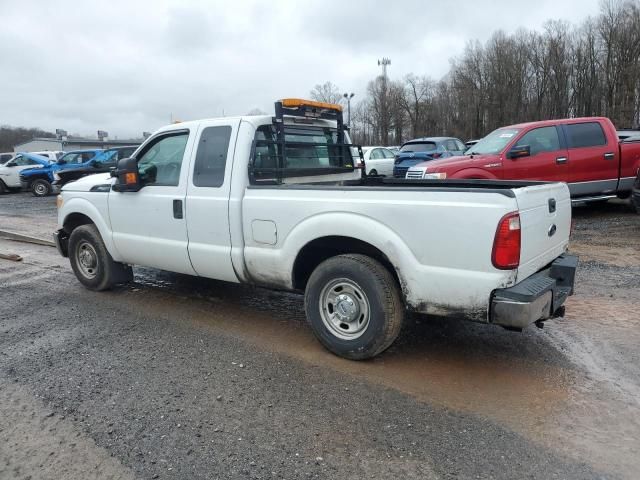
[[0, 0, 602, 139]]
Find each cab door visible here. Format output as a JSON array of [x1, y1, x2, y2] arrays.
[[185, 119, 240, 282], [108, 129, 197, 275], [505, 126, 568, 181], [562, 121, 619, 196]]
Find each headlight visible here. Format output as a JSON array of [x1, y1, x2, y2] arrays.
[[422, 172, 447, 179], [53, 172, 61, 181], [56, 195, 64, 209]]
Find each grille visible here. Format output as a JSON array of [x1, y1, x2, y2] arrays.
[[393, 167, 409, 178], [405, 169, 425, 179]]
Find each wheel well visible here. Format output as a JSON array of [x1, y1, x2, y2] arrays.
[[25, 174, 50, 186], [63, 213, 94, 234], [292, 236, 401, 291]]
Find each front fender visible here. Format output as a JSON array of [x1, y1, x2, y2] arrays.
[[59, 196, 123, 262], [449, 168, 500, 180]]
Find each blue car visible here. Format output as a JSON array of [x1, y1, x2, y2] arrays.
[[20, 149, 103, 196], [393, 137, 466, 178]]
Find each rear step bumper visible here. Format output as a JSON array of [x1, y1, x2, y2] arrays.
[[490, 254, 578, 330]]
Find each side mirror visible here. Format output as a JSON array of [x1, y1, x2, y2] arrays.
[[507, 145, 530, 159], [57, 158, 67, 165], [111, 157, 141, 192]]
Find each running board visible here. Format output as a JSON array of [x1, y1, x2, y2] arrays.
[[571, 195, 616, 204]]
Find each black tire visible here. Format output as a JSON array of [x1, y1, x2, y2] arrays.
[[0, 180, 7, 194], [369, 169, 378, 176], [31, 179, 51, 197], [68, 224, 132, 291], [304, 254, 404, 360]]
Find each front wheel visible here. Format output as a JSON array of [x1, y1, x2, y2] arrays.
[[31, 179, 51, 197], [69, 224, 132, 291], [304, 254, 404, 360], [0, 180, 7, 194]]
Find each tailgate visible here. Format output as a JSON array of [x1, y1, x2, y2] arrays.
[[512, 182, 571, 283]]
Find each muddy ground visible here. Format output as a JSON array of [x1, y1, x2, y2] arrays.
[[0, 192, 639, 479]]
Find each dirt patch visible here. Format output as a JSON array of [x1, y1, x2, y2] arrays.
[[0, 379, 135, 480]]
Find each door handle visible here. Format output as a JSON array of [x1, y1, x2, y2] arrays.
[[173, 199, 183, 219], [556, 157, 568, 164], [604, 152, 615, 160]]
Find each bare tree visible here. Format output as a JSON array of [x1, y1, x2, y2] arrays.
[[309, 81, 343, 104]]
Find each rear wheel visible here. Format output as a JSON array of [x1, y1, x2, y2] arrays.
[[31, 179, 51, 197], [69, 224, 132, 291], [0, 180, 7, 194], [369, 169, 378, 176], [304, 254, 404, 360]]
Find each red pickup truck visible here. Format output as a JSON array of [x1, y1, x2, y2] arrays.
[[406, 117, 640, 201]]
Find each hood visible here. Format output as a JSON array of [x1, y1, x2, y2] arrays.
[[413, 153, 500, 172], [16, 152, 52, 167], [61, 172, 113, 192]]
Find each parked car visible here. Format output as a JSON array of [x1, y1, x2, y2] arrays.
[[55, 98, 576, 360], [361, 146, 397, 176], [0, 152, 51, 194], [20, 149, 103, 197], [393, 137, 466, 178], [52, 146, 138, 190], [406, 117, 640, 203]]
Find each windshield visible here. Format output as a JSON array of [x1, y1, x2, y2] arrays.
[[400, 142, 436, 153], [466, 128, 521, 155]]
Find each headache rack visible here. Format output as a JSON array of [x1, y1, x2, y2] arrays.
[[249, 99, 363, 185]]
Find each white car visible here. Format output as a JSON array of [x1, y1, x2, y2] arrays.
[[55, 98, 576, 360], [361, 146, 396, 176], [0, 152, 51, 193]]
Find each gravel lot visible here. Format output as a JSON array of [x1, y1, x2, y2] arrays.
[[1, 192, 639, 479]]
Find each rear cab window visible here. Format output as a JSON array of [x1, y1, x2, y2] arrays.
[[565, 122, 607, 148], [193, 126, 232, 187], [251, 124, 357, 184]]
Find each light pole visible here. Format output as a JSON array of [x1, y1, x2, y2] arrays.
[[343, 92, 355, 127]]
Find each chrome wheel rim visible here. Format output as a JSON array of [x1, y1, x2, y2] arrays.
[[76, 241, 98, 279], [319, 278, 370, 340], [34, 183, 47, 195]]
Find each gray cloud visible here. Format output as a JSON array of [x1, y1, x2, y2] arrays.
[[0, 0, 601, 139]]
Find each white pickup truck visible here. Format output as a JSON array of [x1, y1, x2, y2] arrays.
[[55, 99, 578, 360]]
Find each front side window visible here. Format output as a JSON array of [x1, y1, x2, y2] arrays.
[[137, 133, 189, 186], [193, 126, 231, 187], [515, 126, 560, 156], [382, 148, 395, 158], [566, 122, 607, 148]]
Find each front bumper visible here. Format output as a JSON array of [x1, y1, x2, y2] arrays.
[[53, 229, 69, 257], [490, 254, 578, 329]]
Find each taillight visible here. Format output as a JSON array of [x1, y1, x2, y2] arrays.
[[492, 212, 521, 269]]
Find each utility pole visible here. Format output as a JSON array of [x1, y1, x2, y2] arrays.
[[377, 57, 391, 145], [343, 92, 355, 127]]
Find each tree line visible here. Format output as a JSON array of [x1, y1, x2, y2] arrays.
[[311, 0, 640, 146], [0, 126, 56, 152]]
